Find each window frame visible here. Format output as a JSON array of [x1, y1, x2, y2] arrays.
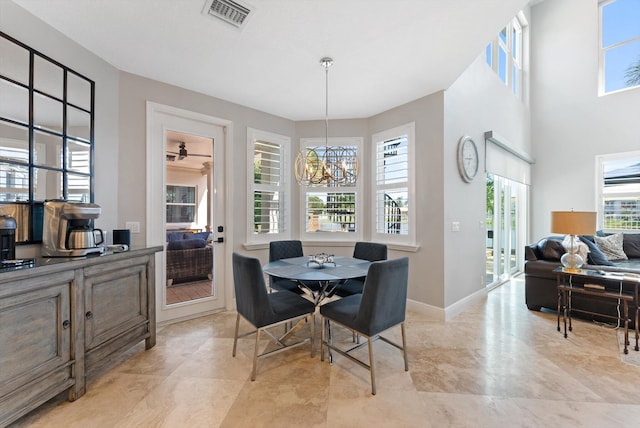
[[246, 128, 291, 244], [298, 136, 363, 243], [371, 122, 416, 246], [598, 0, 640, 95], [485, 15, 525, 98], [165, 184, 197, 226], [596, 150, 640, 232]]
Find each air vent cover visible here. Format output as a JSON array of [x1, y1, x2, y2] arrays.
[[203, 0, 252, 29]]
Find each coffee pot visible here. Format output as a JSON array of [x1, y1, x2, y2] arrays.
[[66, 226, 104, 250]]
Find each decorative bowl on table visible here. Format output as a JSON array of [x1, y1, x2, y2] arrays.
[[307, 253, 335, 268]]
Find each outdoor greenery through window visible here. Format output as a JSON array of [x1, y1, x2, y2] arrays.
[[598, 152, 640, 231], [485, 14, 525, 97], [599, 0, 640, 94], [248, 129, 289, 242], [373, 123, 414, 244]]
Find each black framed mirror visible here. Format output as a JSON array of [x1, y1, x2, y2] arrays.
[[0, 31, 95, 243]]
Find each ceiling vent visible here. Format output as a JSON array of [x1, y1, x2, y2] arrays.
[[202, 0, 253, 29]]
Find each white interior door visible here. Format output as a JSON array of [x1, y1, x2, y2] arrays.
[[147, 102, 231, 324]]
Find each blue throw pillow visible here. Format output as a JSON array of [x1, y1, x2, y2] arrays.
[[579, 235, 615, 266], [167, 238, 206, 250], [184, 232, 210, 241], [166, 231, 184, 242]]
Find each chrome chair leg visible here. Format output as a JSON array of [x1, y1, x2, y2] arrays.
[[232, 313, 240, 357], [251, 328, 261, 381], [368, 338, 376, 395], [401, 322, 408, 371]]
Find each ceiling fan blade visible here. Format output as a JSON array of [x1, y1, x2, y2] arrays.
[[189, 153, 212, 158]]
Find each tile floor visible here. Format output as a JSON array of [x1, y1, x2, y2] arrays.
[[11, 276, 640, 427]]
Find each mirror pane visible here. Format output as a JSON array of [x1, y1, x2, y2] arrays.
[[67, 173, 90, 202], [0, 121, 29, 163], [68, 73, 91, 110], [67, 106, 90, 141], [34, 54, 63, 99], [34, 131, 63, 168], [0, 37, 29, 85], [33, 167, 63, 201], [0, 161, 29, 202], [34, 93, 63, 133], [0, 203, 30, 242], [0, 80, 29, 124], [67, 140, 90, 173]]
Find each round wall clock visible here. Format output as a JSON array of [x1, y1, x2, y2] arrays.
[[457, 136, 479, 183]]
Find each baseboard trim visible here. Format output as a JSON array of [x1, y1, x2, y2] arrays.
[[407, 287, 488, 322]]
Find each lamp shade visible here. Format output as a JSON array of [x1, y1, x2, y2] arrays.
[[550, 211, 596, 236]]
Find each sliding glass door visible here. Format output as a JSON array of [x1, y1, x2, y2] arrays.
[[486, 173, 528, 287]]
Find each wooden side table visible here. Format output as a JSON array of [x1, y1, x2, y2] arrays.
[[555, 267, 639, 354]]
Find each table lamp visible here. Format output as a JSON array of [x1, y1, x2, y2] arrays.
[[550, 211, 597, 271]]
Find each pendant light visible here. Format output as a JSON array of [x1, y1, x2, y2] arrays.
[[294, 57, 359, 186]]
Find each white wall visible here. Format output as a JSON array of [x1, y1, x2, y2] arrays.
[[1, 1, 120, 257], [530, 0, 640, 240], [166, 167, 209, 231]]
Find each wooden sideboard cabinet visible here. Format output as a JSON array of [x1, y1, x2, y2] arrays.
[[0, 247, 161, 428]]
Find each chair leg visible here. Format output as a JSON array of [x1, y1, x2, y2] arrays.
[[320, 317, 326, 362], [401, 322, 408, 371], [232, 313, 240, 357], [251, 328, 261, 381], [310, 314, 316, 357], [368, 338, 376, 395]]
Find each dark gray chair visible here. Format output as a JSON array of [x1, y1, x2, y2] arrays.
[[268, 240, 304, 294], [320, 257, 409, 395], [335, 242, 388, 297], [232, 252, 315, 381]]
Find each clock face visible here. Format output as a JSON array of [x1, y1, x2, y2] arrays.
[[457, 136, 478, 182]]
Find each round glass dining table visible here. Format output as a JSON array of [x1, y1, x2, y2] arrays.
[[263, 256, 371, 305]]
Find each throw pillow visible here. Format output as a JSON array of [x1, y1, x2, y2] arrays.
[[167, 238, 206, 250], [594, 233, 628, 261], [184, 231, 211, 241], [539, 239, 565, 261], [562, 235, 589, 263], [579, 236, 615, 266], [166, 231, 184, 242], [622, 233, 640, 258]]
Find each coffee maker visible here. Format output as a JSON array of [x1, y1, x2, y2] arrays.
[[41, 201, 105, 257]]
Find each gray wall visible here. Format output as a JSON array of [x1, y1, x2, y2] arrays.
[[530, 0, 640, 240]]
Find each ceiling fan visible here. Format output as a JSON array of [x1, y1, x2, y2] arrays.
[[166, 142, 212, 161]]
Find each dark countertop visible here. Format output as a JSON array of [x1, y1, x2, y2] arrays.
[[0, 245, 163, 283]]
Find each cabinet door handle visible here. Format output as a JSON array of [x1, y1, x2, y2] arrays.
[[62, 320, 70, 329], [85, 311, 93, 319]]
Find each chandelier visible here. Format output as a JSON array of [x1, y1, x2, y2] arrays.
[[294, 57, 359, 186]]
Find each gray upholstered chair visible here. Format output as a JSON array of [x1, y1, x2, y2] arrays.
[[320, 257, 409, 395], [232, 252, 315, 381], [335, 241, 388, 297], [268, 240, 304, 293]]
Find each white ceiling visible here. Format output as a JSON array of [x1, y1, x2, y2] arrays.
[[12, 0, 531, 121]]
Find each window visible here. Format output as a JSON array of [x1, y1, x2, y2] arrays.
[[247, 128, 290, 243], [372, 123, 415, 245], [485, 14, 526, 97], [0, 32, 94, 242], [599, 0, 640, 94], [597, 151, 640, 231], [299, 137, 362, 241], [166, 185, 196, 224]]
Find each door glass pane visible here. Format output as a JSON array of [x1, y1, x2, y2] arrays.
[[486, 173, 495, 285]]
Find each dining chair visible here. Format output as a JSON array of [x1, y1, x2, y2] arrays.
[[268, 240, 304, 294], [231, 252, 316, 381], [335, 241, 388, 297], [320, 257, 409, 395]]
